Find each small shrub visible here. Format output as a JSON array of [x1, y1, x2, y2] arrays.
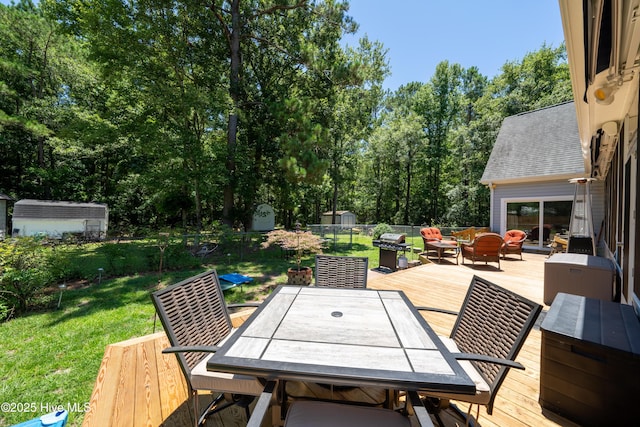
[[45, 245, 82, 282], [0, 238, 50, 316], [262, 228, 324, 271], [163, 243, 201, 270], [0, 295, 13, 321], [372, 223, 394, 240]]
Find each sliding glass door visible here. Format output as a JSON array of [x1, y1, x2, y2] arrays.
[[504, 199, 572, 249]]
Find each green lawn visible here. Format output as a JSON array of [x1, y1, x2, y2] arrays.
[[0, 232, 423, 426]]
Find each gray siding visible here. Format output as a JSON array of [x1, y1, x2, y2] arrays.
[[491, 180, 605, 237]]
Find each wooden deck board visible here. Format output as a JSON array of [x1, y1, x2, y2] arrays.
[[366, 252, 579, 427], [84, 252, 582, 427]]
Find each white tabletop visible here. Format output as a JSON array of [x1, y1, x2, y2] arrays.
[[208, 286, 475, 394]]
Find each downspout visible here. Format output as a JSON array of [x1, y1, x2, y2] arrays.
[[488, 182, 495, 232]]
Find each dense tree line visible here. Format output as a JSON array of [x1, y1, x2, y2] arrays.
[[0, 0, 572, 233]]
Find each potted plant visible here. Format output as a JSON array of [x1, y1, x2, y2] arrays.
[[262, 223, 324, 285]]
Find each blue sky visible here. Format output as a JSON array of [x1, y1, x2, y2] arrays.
[[342, 0, 566, 91]]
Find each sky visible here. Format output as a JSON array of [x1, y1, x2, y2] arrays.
[[341, 0, 566, 91]]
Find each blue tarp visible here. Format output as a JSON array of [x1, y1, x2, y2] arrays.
[[11, 410, 68, 427], [219, 273, 253, 291]]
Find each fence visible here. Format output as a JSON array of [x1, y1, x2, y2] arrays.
[[307, 224, 477, 250]]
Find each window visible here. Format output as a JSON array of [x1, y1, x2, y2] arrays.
[[504, 199, 573, 249]]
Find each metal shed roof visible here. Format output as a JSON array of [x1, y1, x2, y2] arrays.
[[13, 199, 108, 220]]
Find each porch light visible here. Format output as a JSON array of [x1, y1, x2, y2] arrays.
[[594, 84, 617, 105]]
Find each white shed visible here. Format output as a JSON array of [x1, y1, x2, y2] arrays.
[[321, 211, 356, 228], [250, 204, 275, 231], [12, 199, 108, 240]]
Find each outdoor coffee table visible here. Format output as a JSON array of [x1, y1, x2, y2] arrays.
[[425, 241, 459, 264], [207, 286, 475, 395]]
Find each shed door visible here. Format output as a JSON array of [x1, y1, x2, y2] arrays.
[[85, 220, 101, 240]]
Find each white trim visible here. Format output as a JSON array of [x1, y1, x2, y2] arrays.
[[623, 119, 637, 304]]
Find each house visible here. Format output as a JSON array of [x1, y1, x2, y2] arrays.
[[320, 210, 356, 228], [12, 199, 108, 240], [0, 193, 11, 239], [480, 102, 605, 251], [558, 0, 640, 309]]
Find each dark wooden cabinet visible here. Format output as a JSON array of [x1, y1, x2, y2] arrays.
[[539, 293, 640, 426]]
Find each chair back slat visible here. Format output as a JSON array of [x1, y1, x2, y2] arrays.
[[315, 255, 368, 288], [450, 275, 542, 413], [152, 270, 232, 375]]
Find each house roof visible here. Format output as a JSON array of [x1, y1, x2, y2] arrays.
[[13, 199, 108, 220], [480, 102, 586, 185], [0, 193, 12, 201]]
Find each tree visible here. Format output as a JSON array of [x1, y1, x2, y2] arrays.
[[0, 1, 100, 202], [324, 36, 388, 223], [413, 61, 464, 223], [443, 66, 489, 226]]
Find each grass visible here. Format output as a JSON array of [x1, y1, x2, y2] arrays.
[[0, 231, 424, 426]]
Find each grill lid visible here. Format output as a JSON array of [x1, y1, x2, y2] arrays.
[[378, 233, 405, 244]]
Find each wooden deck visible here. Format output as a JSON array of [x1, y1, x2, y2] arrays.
[[367, 252, 579, 427], [83, 252, 581, 427]]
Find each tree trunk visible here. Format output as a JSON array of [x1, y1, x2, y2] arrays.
[[332, 179, 339, 225], [222, 0, 241, 227]]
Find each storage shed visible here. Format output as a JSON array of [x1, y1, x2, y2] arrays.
[[250, 204, 275, 231], [12, 199, 109, 240], [321, 211, 356, 228]]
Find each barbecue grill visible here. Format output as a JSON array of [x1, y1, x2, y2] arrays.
[[372, 233, 410, 271]]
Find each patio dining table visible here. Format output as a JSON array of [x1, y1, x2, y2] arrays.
[[207, 285, 476, 396]]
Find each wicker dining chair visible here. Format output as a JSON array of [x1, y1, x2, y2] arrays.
[[151, 270, 265, 427], [314, 255, 369, 288], [416, 275, 542, 426]]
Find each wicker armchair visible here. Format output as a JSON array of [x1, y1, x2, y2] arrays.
[[460, 232, 504, 270], [151, 270, 264, 427], [416, 276, 542, 426], [314, 255, 369, 288], [501, 229, 527, 260]]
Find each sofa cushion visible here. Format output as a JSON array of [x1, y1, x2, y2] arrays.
[[421, 227, 442, 241]]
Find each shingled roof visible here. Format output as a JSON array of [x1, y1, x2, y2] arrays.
[[480, 101, 585, 184]]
